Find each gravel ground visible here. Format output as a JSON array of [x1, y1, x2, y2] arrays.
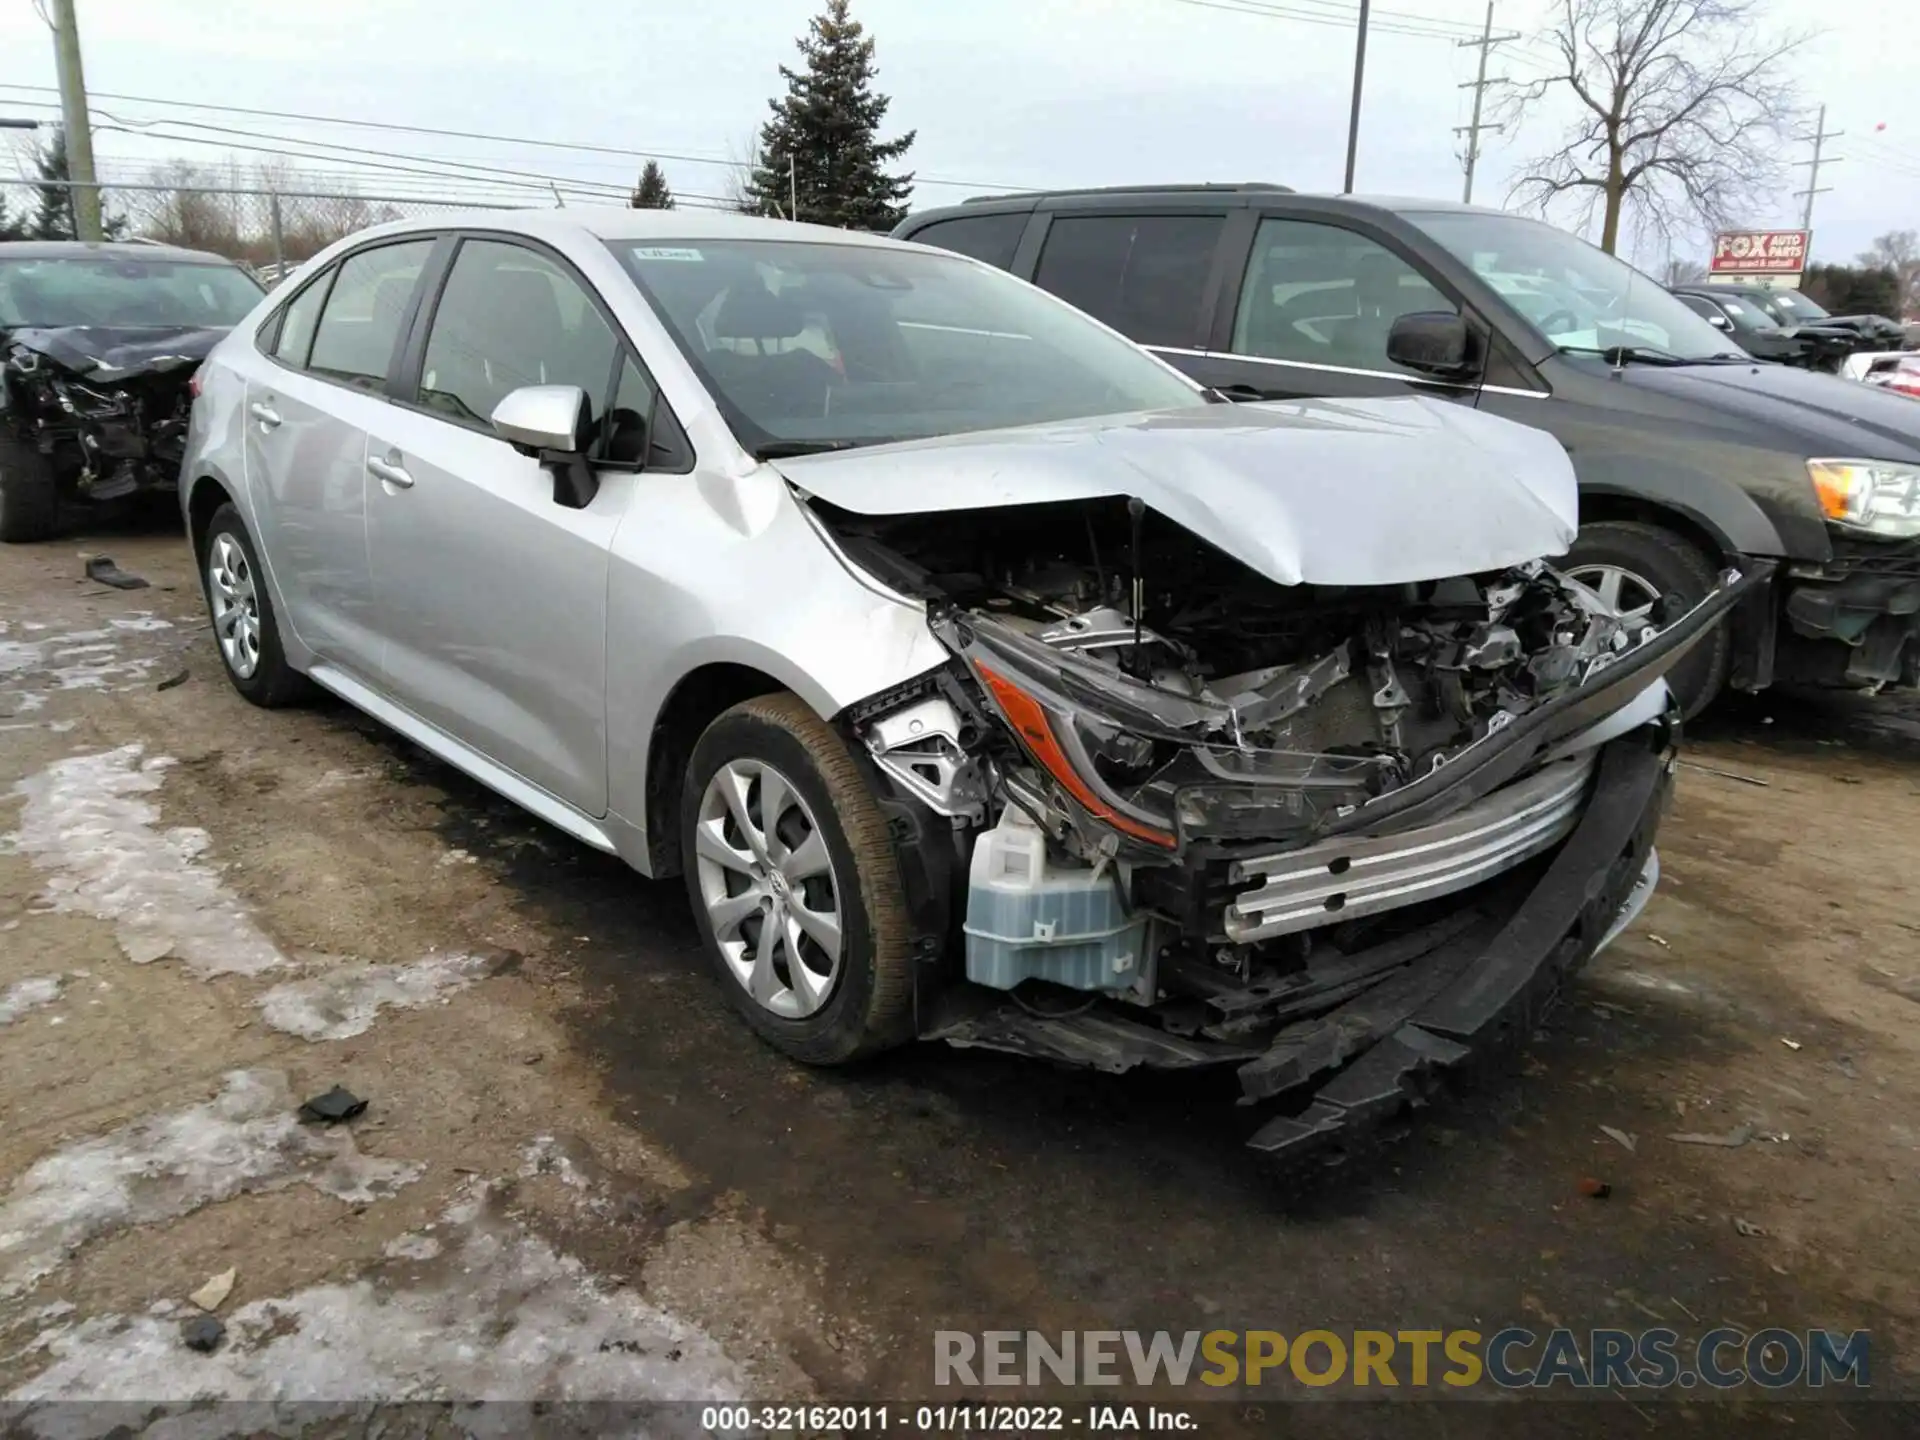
[[2, 528, 1917, 1437]]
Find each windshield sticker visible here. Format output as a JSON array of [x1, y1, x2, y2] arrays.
[[630, 247, 705, 262]]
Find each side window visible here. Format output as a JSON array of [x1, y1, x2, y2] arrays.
[[1232, 218, 1457, 375], [597, 353, 691, 470], [906, 213, 1028, 271], [1675, 294, 1719, 321], [419, 239, 618, 431], [306, 241, 433, 390], [269, 269, 333, 368], [1033, 214, 1225, 346]]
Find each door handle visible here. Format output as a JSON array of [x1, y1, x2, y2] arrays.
[[249, 402, 282, 429], [367, 455, 414, 489]]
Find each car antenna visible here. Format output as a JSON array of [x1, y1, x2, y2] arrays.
[[1127, 495, 1147, 676]]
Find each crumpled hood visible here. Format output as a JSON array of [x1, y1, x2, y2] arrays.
[[3, 324, 228, 381], [1612, 360, 1920, 462], [773, 396, 1578, 588]]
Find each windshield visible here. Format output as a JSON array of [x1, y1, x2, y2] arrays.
[[0, 256, 263, 330], [613, 239, 1205, 454], [1764, 288, 1831, 322], [1407, 211, 1742, 362]]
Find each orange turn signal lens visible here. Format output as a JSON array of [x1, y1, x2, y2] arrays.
[[975, 663, 1177, 849], [1808, 461, 1862, 523]]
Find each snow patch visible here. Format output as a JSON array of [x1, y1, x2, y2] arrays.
[[0, 1069, 419, 1299], [0, 616, 177, 720], [255, 952, 495, 1041], [10, 1189, 750, 1407], [0, 976, 62, 1028], [5, 745, 287, 977]]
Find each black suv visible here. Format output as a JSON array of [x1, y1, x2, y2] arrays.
[[895, 186, 1920, 714], [1667, 285, 1854, 370]]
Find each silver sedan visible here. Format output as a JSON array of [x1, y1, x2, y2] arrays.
[[182, 210, 1743, 1157]]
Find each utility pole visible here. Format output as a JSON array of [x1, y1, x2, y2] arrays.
[[1456, 2, 1521, 204], [1341, 0, 1371, 194], [1792, 103, 1843, 232], [50, 0, 103, 242]]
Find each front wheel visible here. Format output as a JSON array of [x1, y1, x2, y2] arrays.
[[0, 437, 60, 543], [680, 693, 915, 1065], [1564, 519, 1729, 720]]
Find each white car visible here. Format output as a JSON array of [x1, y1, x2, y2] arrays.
[[179, 208, 1746, 1159]]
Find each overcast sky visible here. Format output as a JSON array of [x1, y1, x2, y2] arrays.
[[1, 0, 1915, 271]]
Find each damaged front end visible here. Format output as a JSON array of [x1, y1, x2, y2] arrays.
[[820, 494, 1757, 1161], [1, 327, 223, 503]]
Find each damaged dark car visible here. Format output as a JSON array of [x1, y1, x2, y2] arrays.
[[184, 215, 1750, 1164], [0, 241, 262, 542]]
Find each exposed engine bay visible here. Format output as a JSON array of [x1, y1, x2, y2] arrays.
[[830, 496, 1658, 849], [812, 492, 1755, 1159], [1, 326, 223, 502]]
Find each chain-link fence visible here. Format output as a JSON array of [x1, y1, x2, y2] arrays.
[[1, 178, 534, 285]]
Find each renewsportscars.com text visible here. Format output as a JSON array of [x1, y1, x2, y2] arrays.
[[934, 1328, 1871, 1392]]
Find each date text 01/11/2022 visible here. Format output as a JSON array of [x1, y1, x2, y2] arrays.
[[697, 1404, 1198, 1433]]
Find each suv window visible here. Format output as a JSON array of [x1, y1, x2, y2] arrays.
[[307, 241, 432, 389], [1033, 214, 1224, 346], [272, 269, 333, 368], [1232, 218, 1456, 375], [906, 213, 1027, 270], [419, 239, 618, 430]]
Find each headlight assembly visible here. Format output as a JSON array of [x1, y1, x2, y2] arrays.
[[1807, 459, 1920, 539]]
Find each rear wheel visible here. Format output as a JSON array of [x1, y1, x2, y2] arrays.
[[1565, 519, 1728, 720], [200, 503, 313, 708], [681, 693, 915, 1065], [0, 437, 60, 543]]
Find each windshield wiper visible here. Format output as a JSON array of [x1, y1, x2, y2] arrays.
[[1559, 344, 1694, 367], [750, 439, 871, 460]]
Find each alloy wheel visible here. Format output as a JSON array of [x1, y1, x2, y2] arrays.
[[207, 532, 262, 679], [693, 758, 844, 1019], [1566, 562, 1660, 624]]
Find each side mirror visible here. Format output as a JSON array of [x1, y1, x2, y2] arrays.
[[490, 384, 598, 509], [1386, 311, 1477, 379], [1707, 313, 1733, 331]]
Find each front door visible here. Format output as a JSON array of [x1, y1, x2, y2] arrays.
[[364, 236, 632, 817], [1180, 214, 1480, 408]]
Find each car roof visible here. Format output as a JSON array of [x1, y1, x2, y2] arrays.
[[0, 239, 241, 265], [901, 185, 1532, 228], [332, 206, 908, 252]]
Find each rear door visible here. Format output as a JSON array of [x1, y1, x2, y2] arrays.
[[363, 234, 636, 817], [242, 237, 434, 675], [1024, 209, 1230, 353], [1189, 211, 1479, 406]]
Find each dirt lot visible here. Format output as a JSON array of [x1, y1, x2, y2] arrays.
[[3, 528, 1919, 1435]]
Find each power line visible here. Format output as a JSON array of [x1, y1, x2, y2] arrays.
[[1170, 0, 1485, 41], [0, 82, 1032, 193], [1455, 1, 1521, 202], [1791, 103, 1843, 230]]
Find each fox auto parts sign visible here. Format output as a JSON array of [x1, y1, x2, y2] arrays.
[[1710, 229, 1811, 278]]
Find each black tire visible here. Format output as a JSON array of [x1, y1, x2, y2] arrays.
[[199, 503, 313, 708], [0, 436, 60, 544], [680, 693, 914, 1065], [1565, 519, 1729, 719]]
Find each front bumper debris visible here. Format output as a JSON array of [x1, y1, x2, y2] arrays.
[[1241, 733, 1667, 1159], [1780, 536, 1920, 686]]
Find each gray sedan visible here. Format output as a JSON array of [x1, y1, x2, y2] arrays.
[[182, 209, 1744, 1158]]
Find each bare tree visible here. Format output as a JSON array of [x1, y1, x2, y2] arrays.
[[1859, 230, 1920, 316], [1502, 0, 1805, 254], [1663, 256, 1708, 285]]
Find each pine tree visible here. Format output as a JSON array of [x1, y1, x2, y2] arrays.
[[629, 160, 675, 210], [30, 129, 75, 241], [746, 0, 915, 231]]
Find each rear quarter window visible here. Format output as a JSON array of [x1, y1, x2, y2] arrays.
[[904, 213, 1028, 271]]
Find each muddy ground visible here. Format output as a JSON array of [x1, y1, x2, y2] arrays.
[[2, 529, 1918, 1437]]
